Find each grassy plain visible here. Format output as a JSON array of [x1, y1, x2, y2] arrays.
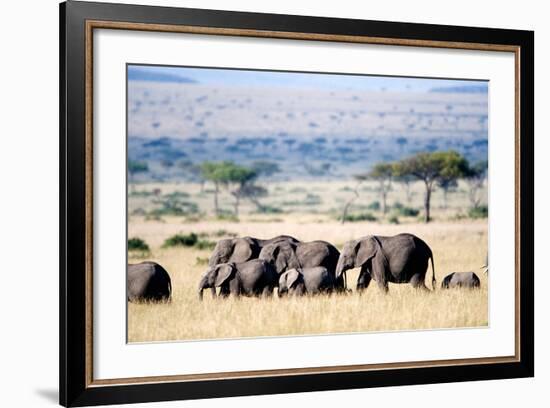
[[127, 180, 488, 342]]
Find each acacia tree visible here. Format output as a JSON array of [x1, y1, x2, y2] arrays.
[[366, 163, 393, 214], [224, 164, 257, 216], [465, 160, 488, 209], [200, 161, 257, 216], [394, 151, 469, 222]]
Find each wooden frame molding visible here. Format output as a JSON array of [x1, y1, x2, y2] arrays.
[[84, 19, 522, 388], [60, 2, 534, 405]]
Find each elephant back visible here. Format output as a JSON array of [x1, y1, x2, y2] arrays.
[[296, 241, 339, 273], [128, 261, 171, 302]]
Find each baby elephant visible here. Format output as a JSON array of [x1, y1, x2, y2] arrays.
[[278, 267, 335, 297], [198, 259, 277, 299], [441, 272, 481, 289], [128, 261, 172, 302]]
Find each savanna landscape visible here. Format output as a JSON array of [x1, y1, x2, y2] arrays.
[[127, 65, 489, 342]]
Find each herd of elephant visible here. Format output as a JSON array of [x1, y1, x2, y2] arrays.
[[128, 233, 482, 302]]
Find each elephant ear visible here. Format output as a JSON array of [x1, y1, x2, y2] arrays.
[[285, 269, 301, 289], [355, 237, 378, 267], [214, 264, 236, 287], [275, 243, 296, 274], [231, 238, 254, 263]]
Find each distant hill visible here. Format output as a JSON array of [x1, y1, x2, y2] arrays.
[[430, 85, 488, 93], [128, 68, 197, 84]]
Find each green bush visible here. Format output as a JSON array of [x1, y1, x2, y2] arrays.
[[129, 190, 154, 197], [128, 237, 150, 252], [149, 200, 199, 216], [162, 233, 198, 248], [388, 215, 400, 224], [216, 213, 239, 222], [392, 202, 404, 210], [367, 201, 381, 211], [468, 205, 488, 219], [341, 212, 378, 222], [396, 206, 419, 217], [195, 240, 217, 250], [256, 205, 283, 214], [163, 191, 190, 199]]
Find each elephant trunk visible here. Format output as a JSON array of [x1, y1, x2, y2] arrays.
[[198, 275, 209, 300], [335, 256, 347, 278]]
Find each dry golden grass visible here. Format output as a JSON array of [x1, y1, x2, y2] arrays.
[[127, 217, 488, 343]]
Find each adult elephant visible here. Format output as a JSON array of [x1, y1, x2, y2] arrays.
[[197, 259, 278, 299], [128, 261, 172, 302], [208, 235, 299, 267], [335, 233, 435, 293], [258, 240, 344, 291]]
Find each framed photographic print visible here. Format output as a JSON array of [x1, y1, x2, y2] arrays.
[[60, 1, 534, 406]]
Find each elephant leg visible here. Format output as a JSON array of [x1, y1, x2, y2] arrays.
[[410, 273, 429, 291], [261, 285, 273, 298], [219, 285, 230, 298], [372, 255, 389, 293], [356, 269, 372, 294]]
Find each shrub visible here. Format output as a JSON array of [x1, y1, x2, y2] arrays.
[[216, 213, 239, 222], [211, 229, 238, 237], [150, 200, 199, 216], [392, 201, 404, 210], [256, 205, 283, 214], [128, 237, 150, 252], [163, 191, 190, 199], [129, 190, 154, 197], [341, 212, 377, 222], [367, 201, 380, 211], [162, 233, 198, 248], [396, 206, 420, 217], [388, 215, 400, 224], [195, 240, 217, 250], [468, 205, 488, 219]]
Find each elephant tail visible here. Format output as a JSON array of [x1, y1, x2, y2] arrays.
[[429, 252, 436, 291]]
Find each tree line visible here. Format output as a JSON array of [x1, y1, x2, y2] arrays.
[[343, 150, 487, 224]]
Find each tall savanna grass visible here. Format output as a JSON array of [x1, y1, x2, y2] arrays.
[[128, 217, 487, 343]]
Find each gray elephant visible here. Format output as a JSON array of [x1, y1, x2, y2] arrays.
[[441, 272, 481, 289], [208, 235, 299, 267], [128, 261, 172, 302], [335, 233, 435, 293], [258, 240, 344, 291], [198, 259, 278, 299], [278, 267, 335, 297]]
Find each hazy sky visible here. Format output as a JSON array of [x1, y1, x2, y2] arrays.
[[128, 65, 488, 93]]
